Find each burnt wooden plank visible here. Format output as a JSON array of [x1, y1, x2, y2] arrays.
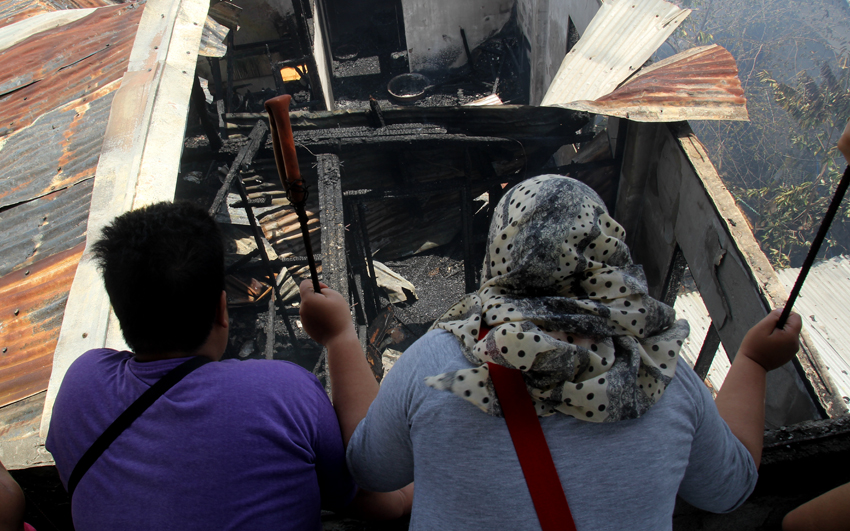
[[617, 121, 845, 426], [227, 104, 590, 139], [666, 122, 843, 424], [615, 120, 675, 301], [209, 121, 268, 217], [693, 323, 720, 380], [317, 154, 347, 297]]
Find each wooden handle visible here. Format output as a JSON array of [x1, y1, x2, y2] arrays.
[[264, 94, 305, 205]]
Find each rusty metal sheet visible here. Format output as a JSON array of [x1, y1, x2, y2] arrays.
[[0, 3, 142, 136], [0, 83, 117, 208], [0, 179, 93, 277], [0, 243, 84, 408], [541, 0, 690, 106], [0, 0, 117, 29], [564, 45, 749, 122], [0, 2, 140, 413]]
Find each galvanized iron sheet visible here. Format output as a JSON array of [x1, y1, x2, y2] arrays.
[[777, 258, 850, 405], [0, 180, 93, 277], [0, 243, 84, 407], [0, 3, 142, 135], [675, 255, 850, 405], [0, 0, 116, 29], [541, 0, 690, 106], [0, 2, 141, 411], [564, 45, 749, 122], [0, 85, 117, 208]]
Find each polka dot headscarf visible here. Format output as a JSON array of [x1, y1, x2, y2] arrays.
[[425, 175, 690, 422]]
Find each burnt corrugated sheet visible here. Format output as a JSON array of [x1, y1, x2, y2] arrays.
[[566, 45, 749, 122], [0, 243, 84, 407], [0, 0, 116, 29], [0, 87, 116, 208], [0, 180, 93, 277], [0, 3, 140, 409], [0, 3, 143, 138]]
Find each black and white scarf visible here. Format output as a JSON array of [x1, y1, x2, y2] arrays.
[[425, 175, 689, 422]]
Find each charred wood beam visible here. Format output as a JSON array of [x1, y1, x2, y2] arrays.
[[342, 173, 512, 201], [226, 125, 300, 352], [693, 323, 721, 380], [209, 121, 268, 217], [230, 141, 279, 298], [550, 158, 618, 176], [462, 151, 476, 293], [357, 201, 380, 322], [226, 32, 235, 113], [367, 97, 386, 128], [460, 27, 474, 71], [289, 0, 324, 107], [229, 39, 291, 56], [265, 294, 275, 360], [317, 154, 347, 298], [226, 105, 590, 139], [660, 245, 687, 308], [226, 248, 260, 275], [191, 76, 223, 152], [290, 134, 521, 154]]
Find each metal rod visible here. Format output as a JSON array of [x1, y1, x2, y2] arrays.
[[296, 207, 322, 291], [778, 165, 850, 328], [265, 94, 322, 292]]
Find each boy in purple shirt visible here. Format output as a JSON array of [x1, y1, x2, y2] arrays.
[[46, 202, 408, 530]]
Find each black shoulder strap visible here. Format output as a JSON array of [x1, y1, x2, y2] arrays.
[[67, 356, 211, 499]]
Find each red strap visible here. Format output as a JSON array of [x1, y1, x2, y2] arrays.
[[488, 362, 577, 531]]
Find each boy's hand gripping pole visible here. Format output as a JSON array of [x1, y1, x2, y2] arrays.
[[265, 95, 322, 293]]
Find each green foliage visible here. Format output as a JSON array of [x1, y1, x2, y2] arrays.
[[735, 59, 850, 267], [663, 0, 850, 268]]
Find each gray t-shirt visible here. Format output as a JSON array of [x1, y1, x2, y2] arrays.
[[347, 329, 757, 530]]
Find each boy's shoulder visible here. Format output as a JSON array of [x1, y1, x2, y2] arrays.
[[210, 358, 328, 399]]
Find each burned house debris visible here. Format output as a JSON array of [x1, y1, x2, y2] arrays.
[[2, 0, 850, 528]]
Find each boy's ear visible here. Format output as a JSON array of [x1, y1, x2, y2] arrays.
[[216, 290, 228, 329]]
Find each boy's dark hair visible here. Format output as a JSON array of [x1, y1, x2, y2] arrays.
[[92, 202, 225, 354]]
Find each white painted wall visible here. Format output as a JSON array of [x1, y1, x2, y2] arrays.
[[516, 0, 599, 105], [401, 0, 513, 74]]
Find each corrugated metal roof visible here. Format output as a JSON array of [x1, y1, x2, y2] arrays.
[[564, 44, 749, 122], [0, 3, 140, 409], [674, 290, 730, 395], [0, 180, 93, 277], [0, 83, 118, 208], [0, 4, 143, 138], [0, 0, 116, 29], [0, 243, 84, 407], [675, 256, 850, 404], [777, 257, 850, 404], [0, 8, 95, 52], [541, 0, 690, 106]]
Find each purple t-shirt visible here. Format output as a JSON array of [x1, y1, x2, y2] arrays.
[[46, 349, 355, 531]]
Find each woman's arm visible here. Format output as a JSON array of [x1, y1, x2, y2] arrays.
[[714, 309, 802, 468], [299, 280, 413, 519]]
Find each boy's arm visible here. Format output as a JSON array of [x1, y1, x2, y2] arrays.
[[298, 281, 378, 446], [299, 281, 413, 520], [0, 460, 25, 531], [782, 481, 850, 531], [714, 309, 802, 468]]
